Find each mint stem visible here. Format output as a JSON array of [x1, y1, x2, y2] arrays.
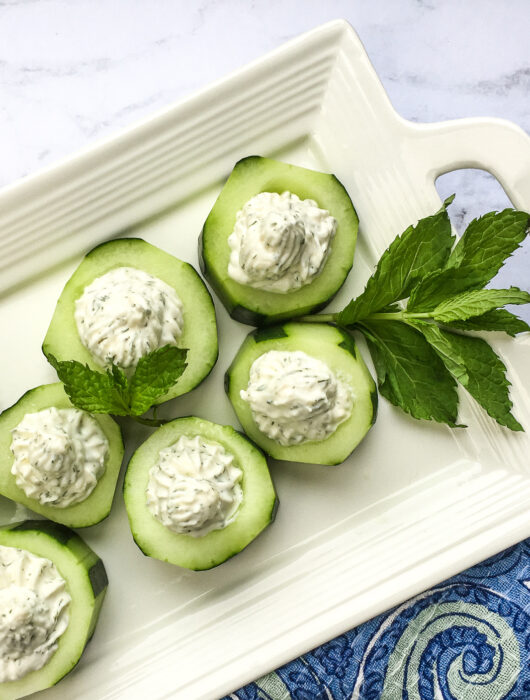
[[365, 311, 432, 321], [300, 311, 434, 325]]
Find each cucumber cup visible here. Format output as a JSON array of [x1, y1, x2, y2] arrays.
[[200, 156, 358, 325], [226, 322, 377, 465], [124, 416, 278, 571], [0, 383, 123, 527], [43, 238, 218, 404], [0, 520, 107, 700]]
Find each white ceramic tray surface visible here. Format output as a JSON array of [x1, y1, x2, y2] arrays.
[[1, 20, 530, 700]]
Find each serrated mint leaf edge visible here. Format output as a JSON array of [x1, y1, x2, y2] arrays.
[[337, 203, 454, 325], [432, 287, 530, 323], [408, 209, 530, 311]]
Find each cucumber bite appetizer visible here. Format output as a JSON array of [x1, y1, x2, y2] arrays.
[[124, 417, 277, 570], [0, 520, 107, 700], [0, 383, 123, 527], [199, 156, 358, 325], [43, 238, 218, 403], [226, 323, 377, 465]]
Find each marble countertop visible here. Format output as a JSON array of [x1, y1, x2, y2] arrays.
[[1, 0, 529, 283]]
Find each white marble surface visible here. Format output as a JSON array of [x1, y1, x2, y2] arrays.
[[1, 0, 529, 304]]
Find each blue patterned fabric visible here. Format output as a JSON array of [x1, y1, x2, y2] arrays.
[[226, 541, 530, 699]]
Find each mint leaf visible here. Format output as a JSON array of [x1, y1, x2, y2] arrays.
[[359, 320, 460, 426], [432, 287, 530, 323], [447, 208, 529, 270], [428, 330, 523, 431], [109, 364, 128, 393], [337, 202, 454, 325], [410, 322, 469, 385], [49, 345, 188, 420], [443, 309, 530, 336], [48, 355, 131, 415], [129, 346, 188, 415], [408, 209, 529, 311]]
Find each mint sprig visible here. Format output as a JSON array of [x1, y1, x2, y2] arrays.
[[304, 199, 529, 430], [48, 345, 188, 425]]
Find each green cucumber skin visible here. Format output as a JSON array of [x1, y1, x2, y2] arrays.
[[253, 326, 289, 343], [123, 416, 278, 571], [7, 519, 72, 546], [0, 383, 124, 528], [369, 389, 379, 428], [3, 520, 108, 600], [88, 559, 109, 599], [0, 520, 107, 698], [199, 156, 358, 327], [226, 322, 377, 465], [199, 230, 269, 327], [43, 237, 218, 404], [187, 499, 279, 571]]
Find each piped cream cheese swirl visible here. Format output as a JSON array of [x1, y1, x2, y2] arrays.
[[241, 350, 352, 446], [228, 191, 337, 293], [146, 435, 242, 537], [10, 407, 108, 508]]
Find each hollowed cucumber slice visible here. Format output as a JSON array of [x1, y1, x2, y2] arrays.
[[43, 238, 218, 404], [226, 322, 377, 465], [199, 156, 358, 325], [0, 383, 123, 527], [124, 416, 277, 570], [0, 520, 107, 700]]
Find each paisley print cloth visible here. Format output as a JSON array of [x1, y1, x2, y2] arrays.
[[227, 541, 530, 699]]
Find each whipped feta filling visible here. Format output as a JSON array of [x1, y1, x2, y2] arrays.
[[0, 545, 70, 683], [11, 408, 108, 508], [227, 191, 337, 293], [146, 435, 243, 537], [75, 266, 184, 370], [241, 350, 352, 446]]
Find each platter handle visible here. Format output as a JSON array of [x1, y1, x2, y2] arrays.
[[410, 117, 530, 210]]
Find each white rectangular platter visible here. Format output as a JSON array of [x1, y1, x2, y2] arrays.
[[1, 20, 530, 700]]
